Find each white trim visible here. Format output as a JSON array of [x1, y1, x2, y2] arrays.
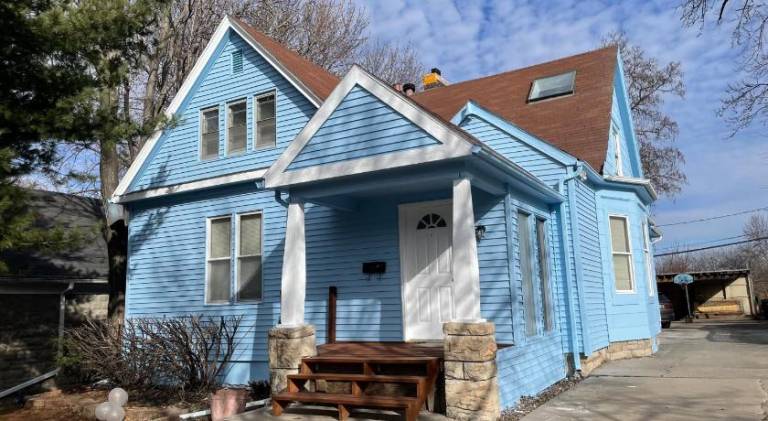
[[280, 201, 306, 326], [254, 90, 277, 150], [608, 214, 636, 294], [112, 168, 268, 203], [235, 211, 264, 302], [264, 65, 475, 188], [112, 16, 324, 200], [205, 215, 233, 305], [451, 178, 483, 322], [397, 199, 452, 341], [226, 98, 248, 157]]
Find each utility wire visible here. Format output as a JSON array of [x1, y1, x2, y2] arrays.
[[657, 206, 768, 227], [654, 236, 768, 257], [654, 234, 747, 252]]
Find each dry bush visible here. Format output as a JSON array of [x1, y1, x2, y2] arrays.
[[63, 315, 243, 402]]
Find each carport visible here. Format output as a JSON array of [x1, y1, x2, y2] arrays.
[[657, 269, 756, 318]]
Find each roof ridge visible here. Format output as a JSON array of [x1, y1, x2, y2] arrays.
[[414, 45, 617, 96]]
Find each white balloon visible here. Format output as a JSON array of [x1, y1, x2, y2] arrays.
[[95, 402, 112, 420], [108, 387, 129, 407], [105, 405, 126, 421]]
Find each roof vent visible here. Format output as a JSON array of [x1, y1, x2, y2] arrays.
[[232, 50, 244, 74], [422, 68, 448, 90]]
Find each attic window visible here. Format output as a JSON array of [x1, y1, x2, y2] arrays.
[[528, 71, 575, 102], [232, 50, 243, 74]]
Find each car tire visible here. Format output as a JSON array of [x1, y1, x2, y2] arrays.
[[661, 321, 671, 329]]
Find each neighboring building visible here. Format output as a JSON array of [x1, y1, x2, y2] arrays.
[[657, 270, 756, 318], [0, 190, 108, 391], [111, 17, 662, 414]]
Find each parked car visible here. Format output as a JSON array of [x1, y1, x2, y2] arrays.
[[659, 294, 675, 328]]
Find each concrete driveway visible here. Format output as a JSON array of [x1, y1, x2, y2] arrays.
[[524, 320, 768, 421]]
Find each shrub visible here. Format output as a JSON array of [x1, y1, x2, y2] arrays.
[[63, 315, 243, 402]]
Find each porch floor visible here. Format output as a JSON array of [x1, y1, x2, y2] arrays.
[[316, 342, 444, 359]]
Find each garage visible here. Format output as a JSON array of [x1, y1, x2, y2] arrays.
[[657, 269, 757, 319]]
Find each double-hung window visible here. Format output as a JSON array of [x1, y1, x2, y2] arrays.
[[227, 100, 247, 155], [255, 92, 276, 149], [236, 213, 263, 301], [642, 221, 655, 296], [609, 216, 634, 292], [206, 212, 264, 303], [517, 212, 537, 336], [206, 216, 232, 303], [200, 107, 220, 160], [535, 218, 554, 332]]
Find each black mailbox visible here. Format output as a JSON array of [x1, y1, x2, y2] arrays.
[[362, 261, 386, 274]]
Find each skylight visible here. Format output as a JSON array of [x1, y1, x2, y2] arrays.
[[528, 71, 575, 102]]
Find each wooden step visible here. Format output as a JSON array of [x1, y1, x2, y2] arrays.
[[272, 392, 419, 420], [288, 373, 426, 384], [303, 355, 440, 364]]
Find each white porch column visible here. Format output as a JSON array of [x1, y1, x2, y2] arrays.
[[452, 177, 484, 322], [280, 200, 306, 326]]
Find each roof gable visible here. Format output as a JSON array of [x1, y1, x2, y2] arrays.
[[265, 66, 475, 188], [413, 46, 618, 173]]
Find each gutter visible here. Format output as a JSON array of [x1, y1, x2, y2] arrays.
[[58, 281, 74, 358]]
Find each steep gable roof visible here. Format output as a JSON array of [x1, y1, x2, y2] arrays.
[[231, 17, 339, 101], [412, 46, 618, 172]]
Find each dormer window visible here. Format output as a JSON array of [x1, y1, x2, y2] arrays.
[[528, 71, 575, 102], [612, 124, 623, 176]]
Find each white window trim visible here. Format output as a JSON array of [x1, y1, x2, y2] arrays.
[[235, 211, 264, 302], [226, 98, 248, 157], [613, 124, 624, 177], [642, 221, 655, 297], [608, 214, 636, 294], [205, 215, 232, 305], [200, 106, 220, 161], [254, 90, 277, 150]]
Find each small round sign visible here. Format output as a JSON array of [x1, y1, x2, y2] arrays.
[[673, 273, 694, 285]]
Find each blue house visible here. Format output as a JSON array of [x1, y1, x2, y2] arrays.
[[112, 16, 662, 418]]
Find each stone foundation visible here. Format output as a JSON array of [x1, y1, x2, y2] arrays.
[[267, 324, 316, 395], [443, 321, 500, 421], [577, 337, 656, 376]]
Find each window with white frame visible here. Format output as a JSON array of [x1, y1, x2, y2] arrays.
[[227, 100, 247, 155], [612, 124, 623, 176], [609, 216, 634, 292], [642, 221, 655, 296], [518, 212, 537, 336], [206, 216, 231, 303], [528, 71, 575, 102], [237, 213, 263, 301], [535, 218, 554, 331], [255, 92, 276, 149], [200, 107, 220, 160]]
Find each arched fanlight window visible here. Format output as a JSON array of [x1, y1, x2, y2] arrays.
[[416, 213, 447, 230]]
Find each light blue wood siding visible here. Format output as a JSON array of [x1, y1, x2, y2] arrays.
[[460, 116, 566, 185], [575, 180, 609, 351], [286, 85, 440, 170], [596, 188, 658, 342], [128, 30, 316, 193], [497, 338, 567, 409]]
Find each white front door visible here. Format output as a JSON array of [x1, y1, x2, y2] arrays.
[[399, 200, 455, 341]]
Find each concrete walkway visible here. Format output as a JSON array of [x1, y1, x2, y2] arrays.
[[524, 320, 768, 421]]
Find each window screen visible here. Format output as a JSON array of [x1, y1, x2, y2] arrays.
[[518, 212, 537, 336], [207, 217, 231, 303], [529, 71, 575, 101], [610, 216, 634, 291], [227, 100, 247, 155], [237, 213, 263, 301], [536, 218, 553, 332], [255, 93, 276, 149], [201, 108, 219, 160]]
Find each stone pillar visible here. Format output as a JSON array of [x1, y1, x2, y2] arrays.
[[268, 324, 316, 395], [443, 321, 499, 421]]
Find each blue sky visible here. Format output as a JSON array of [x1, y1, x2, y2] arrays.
[[357, 0, 767, 253]]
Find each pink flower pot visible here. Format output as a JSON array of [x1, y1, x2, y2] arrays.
[[210, 388, 248, 421]]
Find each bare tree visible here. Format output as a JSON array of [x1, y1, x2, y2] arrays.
[[356, 39, 424, 86], [602, 32, 687, 197], [680, 0, 768, 134]]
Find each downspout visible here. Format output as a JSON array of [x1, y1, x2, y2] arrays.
[[58, 281, 74, 358], [557, 174, 581, 372], [566, 166, 593, 355]]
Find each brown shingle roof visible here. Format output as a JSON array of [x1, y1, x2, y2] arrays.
[[412, 46, 618, 172], [232, 17, 339, 101]]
